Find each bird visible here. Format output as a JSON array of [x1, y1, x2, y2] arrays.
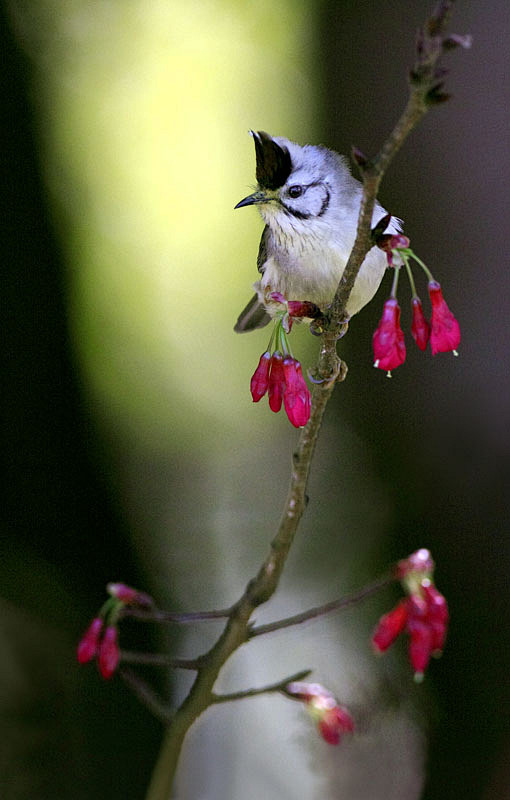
[[234, 130, 401, 333]]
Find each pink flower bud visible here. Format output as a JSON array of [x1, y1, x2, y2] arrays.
[[373, 298, 406, 372], [250, 351, 271, 402], [396, 548, 435, 579], [97, 625, 120, 680], [411, 297, 430, 351], [268, 352, 286, 413], [376, 233, 410, 265], [282, 357, 311, 428], [289, 683, 354, 746], [372, 599, 408, 652], [285, 681, 330, 702], [428, 281, 460, 355], [107, 583, 139, 603], [77, 617, 103, 664], [287, 300, 322, 319]]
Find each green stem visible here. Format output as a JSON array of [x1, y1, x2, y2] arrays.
[[390, 264, 401, 298], [408, 250, 435, 282], [402, 254, 419, 298]]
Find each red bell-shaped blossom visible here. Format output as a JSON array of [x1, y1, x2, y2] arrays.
[[97, 625, 120, 680], [268, 352, 286, 412], [250, 351, 271, 402], [428, 281, 460, 355], [77, 617, 103, 664], [282, 357, 311, 428], [422, 581, 449, 652], [317, 704, 355, 746], [373, 298, 406, 372], [372, 599, 408, 652], [410, 297, 430, 351], [371, 550, 449, 680], [286, 681, 354, 746]]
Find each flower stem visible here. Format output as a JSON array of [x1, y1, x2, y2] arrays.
[[402, 254, 419, 298], [249, 572, 394, 637], [407, 250, 434, 282], [390, 264, 401, 299]]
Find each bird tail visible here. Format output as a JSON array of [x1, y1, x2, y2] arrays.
[[234, 294, 271, 333]]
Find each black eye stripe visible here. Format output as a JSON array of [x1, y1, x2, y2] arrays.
[[279, 201, 312, 219], [317, 188, 331, 217]]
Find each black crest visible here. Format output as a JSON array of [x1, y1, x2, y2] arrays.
[[252, 130, 292, 190]]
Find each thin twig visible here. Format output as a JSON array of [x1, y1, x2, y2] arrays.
[[249, 573, 395, 638], [211, 669, 312, 704], [119, 667, 173, 724], [122, 606, 233, 624], [120, 651, 200, 670]]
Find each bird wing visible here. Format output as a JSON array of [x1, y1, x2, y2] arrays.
[[234, 226, 272, 333], [257, 225, 270, 274]]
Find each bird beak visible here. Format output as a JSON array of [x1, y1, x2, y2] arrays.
[[234, 190, 267, 209]]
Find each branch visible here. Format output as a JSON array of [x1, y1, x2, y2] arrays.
[[249, 573, 394, 638], [120, 651, 200, 670], [119, 667, 173, 724], [122, 606, 233, 624], [210, 669, 312, 704], [144, 6, 468, 798]]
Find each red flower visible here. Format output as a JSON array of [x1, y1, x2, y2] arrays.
[[250, 351, 272, 402], [285, 681, 354, 746], [373, 298, 406, 372], [428, 281, 460, 355], [107, 582, 139, 603], [371, 550, 448, 680], [283, 357, 311, 428], [318, 704, 355, 745], [372, 599, 408, 652], [77, 617, 103, 664], [422, 581, 449, 652], [97, 625, 120, 680], [268, 352, 286, 412], [411, 297, 430, 351]]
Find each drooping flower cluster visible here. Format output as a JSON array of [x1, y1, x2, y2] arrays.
[[285, 681, 354, 745], [250, 297, 314, 427], [373, 235, 460, 375], [372, 548, 449, 681], [77, 582, 152, 679]]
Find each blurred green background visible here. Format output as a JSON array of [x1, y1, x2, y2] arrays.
[[1, 0, 508, 798]]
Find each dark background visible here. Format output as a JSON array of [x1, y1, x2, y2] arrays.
[[1, 1, 508, 798]]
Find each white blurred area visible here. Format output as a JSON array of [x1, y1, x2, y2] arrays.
[[10, 1, 425, 797]]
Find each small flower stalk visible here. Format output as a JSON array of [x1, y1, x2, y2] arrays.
[[373, 227, 460, 373], [371, 548, 449, 681], [285, 681, 354, 745], [249, 299, 313, 428], [77, 582, 152, 680]]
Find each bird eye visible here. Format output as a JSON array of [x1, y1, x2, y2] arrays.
[[288, 185, 303, 199]]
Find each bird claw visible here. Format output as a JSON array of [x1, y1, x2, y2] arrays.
[[308, 357, 348, 387]]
